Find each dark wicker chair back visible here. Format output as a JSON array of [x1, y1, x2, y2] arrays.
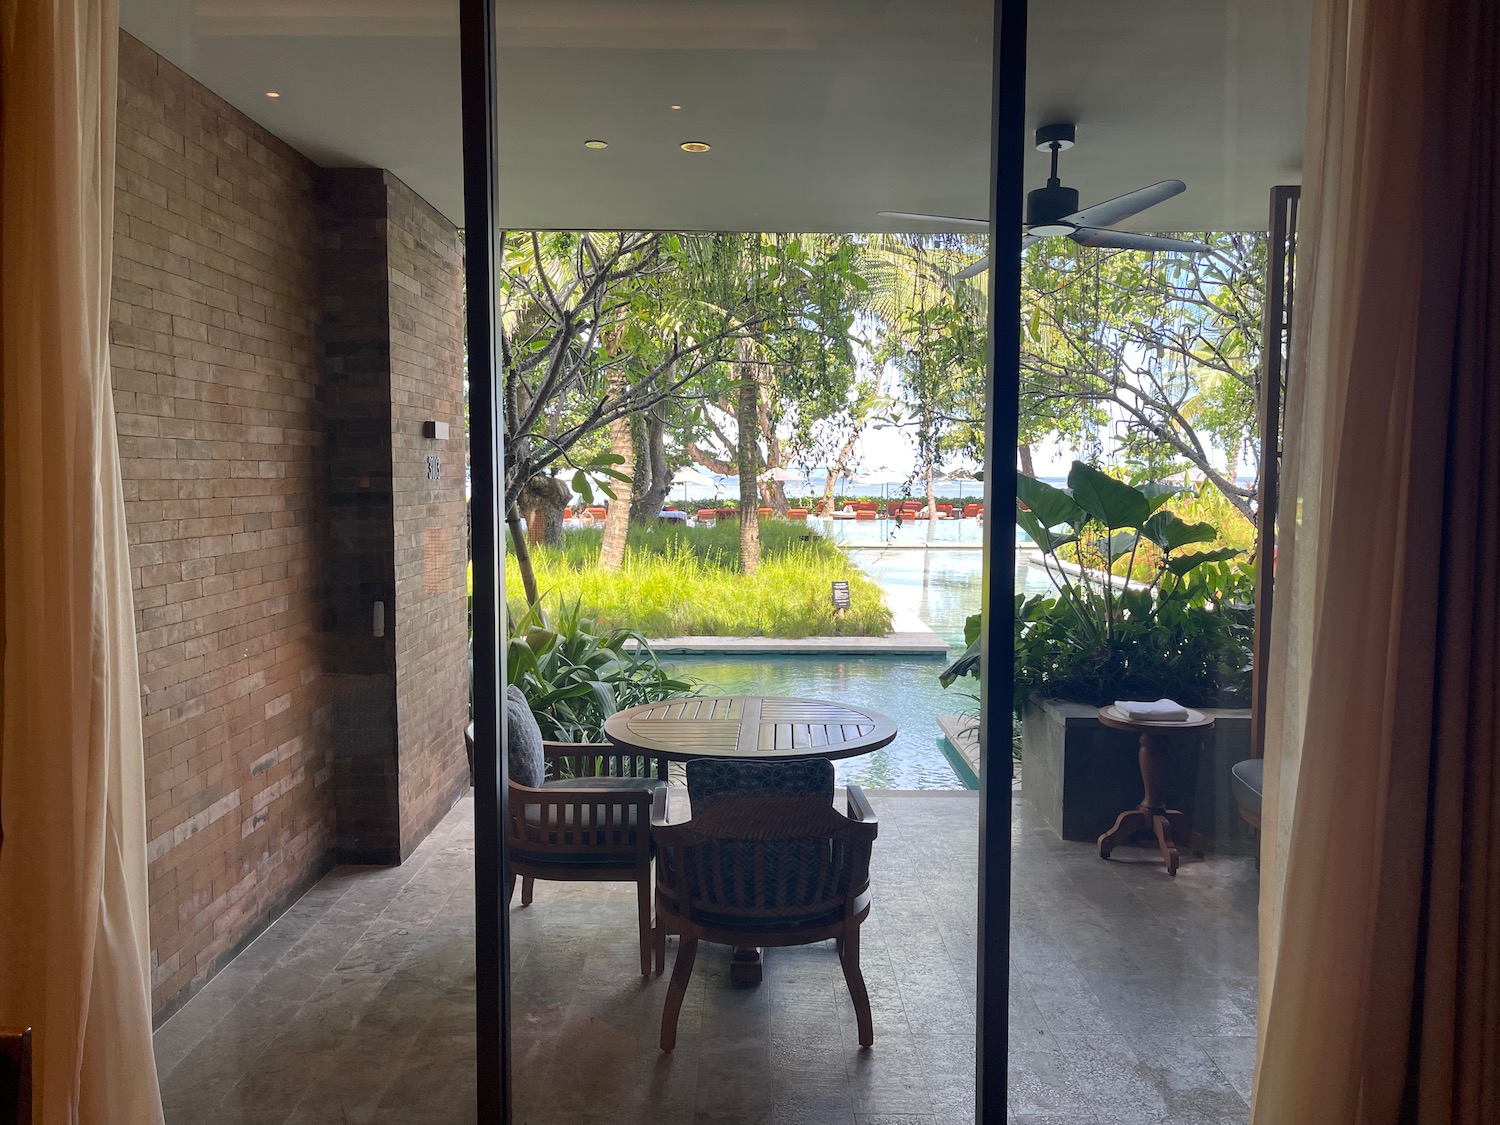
[[657, 797, 869, 925], [652, 776, 879, 1051]]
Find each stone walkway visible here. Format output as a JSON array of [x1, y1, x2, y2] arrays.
[[153, 791, 1258, 1124]]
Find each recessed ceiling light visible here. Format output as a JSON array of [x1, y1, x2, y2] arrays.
[[680, 141, 711, 153], [670, 104, 683, 111], [265, 91, 281, 98], [583, 139, 609, 149]]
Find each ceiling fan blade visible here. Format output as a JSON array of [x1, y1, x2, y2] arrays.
[[954, 255, 991, 280], [951, 233, 1037, 279], [877, 210, 990, 230], [1071, 229, 1214, 254], [1063, 180, 1186, 229]]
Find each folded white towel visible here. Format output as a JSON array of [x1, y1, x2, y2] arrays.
[[1115, 698, 1190, 722]]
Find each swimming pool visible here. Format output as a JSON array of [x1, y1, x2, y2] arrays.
[[817, 515, 984, 547], [661, 549, 1057, 789]]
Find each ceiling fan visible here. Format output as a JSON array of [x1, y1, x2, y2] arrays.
[[879, 123, 1215, 280]]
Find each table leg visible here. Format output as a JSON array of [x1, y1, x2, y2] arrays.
[[730, 945, 763, 985], [1097, 730, 1195, 876]]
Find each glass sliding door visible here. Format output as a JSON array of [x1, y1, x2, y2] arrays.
[[466, 0, 1023, 1121], [1005, 2, 1310, 1122]]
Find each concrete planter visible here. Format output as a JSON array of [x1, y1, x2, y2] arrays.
[[1021, 694, 1254, 853]]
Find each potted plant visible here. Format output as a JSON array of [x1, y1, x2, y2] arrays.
[[941, 460, 1255, 842]]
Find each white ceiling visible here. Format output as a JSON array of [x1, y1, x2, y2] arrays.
[[119, 0, 1309, 233]]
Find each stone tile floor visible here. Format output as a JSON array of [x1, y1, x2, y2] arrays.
[[154, 790, 1258, 1125]]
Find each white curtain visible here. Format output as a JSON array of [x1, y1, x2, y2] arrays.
[[0, 1, 165, 1122], [1254, 0, 1499, 1120]]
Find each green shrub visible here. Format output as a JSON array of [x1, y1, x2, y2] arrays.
[[506, 600, 698, 742], [941, 460, 1254, 715]]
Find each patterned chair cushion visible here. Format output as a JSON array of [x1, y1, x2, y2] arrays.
[[685, 758, 834, 813], [505, 685, 546, 788]]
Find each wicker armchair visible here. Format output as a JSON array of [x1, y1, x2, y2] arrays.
[[651, 759, 879, 1050], [467, 696, 667, 976]]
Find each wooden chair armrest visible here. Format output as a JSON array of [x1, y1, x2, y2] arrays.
[[846, 784, 878, 832], [651, 785, 670, 827], [508, 779, 656, 803]]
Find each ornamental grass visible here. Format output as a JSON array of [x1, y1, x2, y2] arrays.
[[507, 522, 892, 639]]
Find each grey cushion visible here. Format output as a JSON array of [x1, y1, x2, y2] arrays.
[[505, 685, 545, 788], [1231, 758, 1264, 819]]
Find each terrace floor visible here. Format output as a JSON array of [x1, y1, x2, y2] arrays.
[[153, 790, 1258, 1125]]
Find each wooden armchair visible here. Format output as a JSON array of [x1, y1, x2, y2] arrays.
[[467, 709, 667, 976], [651, 760, 879, 1050]]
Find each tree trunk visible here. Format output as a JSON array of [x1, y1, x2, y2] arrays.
[[737, 348, 761, 575], [1019, 442, 1036, 477], [507, 504, 540, 607], [519, 474, 570, 549], [926, 463, 938, 540], [761, 479, 789, 515], [630, 408, 672, 523], [598, 366, 634, 570], [821, 425, 862, 514]]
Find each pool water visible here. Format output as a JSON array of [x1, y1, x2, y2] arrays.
[[661, 550, 1058, 790], [818, 516, 984, 547]]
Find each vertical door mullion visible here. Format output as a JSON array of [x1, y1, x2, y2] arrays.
[[978, 0, 1028, 1120], [459, 0, 510, 1120]]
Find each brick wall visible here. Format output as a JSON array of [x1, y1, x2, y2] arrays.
[[386, 178, 469, 856], [111, 33, 336, 1015], [111, 33, 469, 1017]]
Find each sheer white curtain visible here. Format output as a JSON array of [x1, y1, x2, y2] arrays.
[[1253, 0, 1499, 1121], [0, 1, 165, 1122]]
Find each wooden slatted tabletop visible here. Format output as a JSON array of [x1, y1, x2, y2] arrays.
[[603, 695, 897, 762]]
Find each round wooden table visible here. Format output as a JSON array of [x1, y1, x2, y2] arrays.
[[1096, 704, 1215, 876], [603, 695, 897, 762], [604, 695, 896, 983]]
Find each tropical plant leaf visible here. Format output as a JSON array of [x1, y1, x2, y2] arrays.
[[1067, 461, 1150, 529], [1139, 480, 1182, 513], [939, 639, 981, 688], [1141, 512, 1218, 551], [1016, 473, 1083, 531], [1107, 531, 1139, 560], [962, 612, 982, 647], [1166, 547, 1242, 575]]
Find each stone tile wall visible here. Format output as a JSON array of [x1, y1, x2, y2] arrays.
[[111, 32, 336, 1016], [317, 169, 401, 862], [318, 169, 469, 861]]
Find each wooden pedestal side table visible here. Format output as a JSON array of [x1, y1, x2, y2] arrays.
[[1095, 705, 1215, 876]]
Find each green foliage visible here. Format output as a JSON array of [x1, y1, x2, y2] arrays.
[[506, 600, 698, 742], [941, 460, 1255, 715], [1010, 559, 1255, 716], [1016, 235, 1267, 518], [507, 524, 892, 639]]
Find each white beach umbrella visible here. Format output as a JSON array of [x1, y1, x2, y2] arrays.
[[671, 466, 719, 508]]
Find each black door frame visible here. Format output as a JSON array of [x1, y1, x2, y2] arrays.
[[460, 1, 1029, 1119]]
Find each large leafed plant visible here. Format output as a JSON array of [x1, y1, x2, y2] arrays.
[[506, 600, 698, 741], [941, 461, 1254, 715]]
